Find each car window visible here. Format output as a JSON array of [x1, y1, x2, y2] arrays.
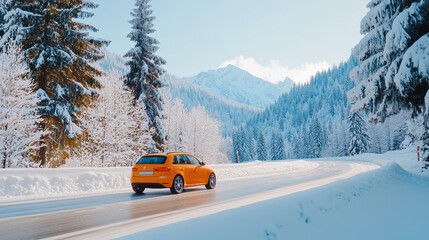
[[137, 156, 167, 164], [183, 155, 191, 164], [187, 155, 201, 165], [174, 155, 189, 165]]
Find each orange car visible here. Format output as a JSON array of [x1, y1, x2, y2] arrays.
[[131, 152, 216, 194]]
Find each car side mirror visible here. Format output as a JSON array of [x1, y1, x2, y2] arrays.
[[201, 161, 206, 166]]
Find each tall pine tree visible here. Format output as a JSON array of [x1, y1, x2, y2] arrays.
[[348, 112, 371, 155], [270, 131, 285, 160], [1, 0, 108, 166], [125, 0, 167, 153], [309, 117, 323, 158], [232, 126, 254, 162], [256, 132, 268, 161], [292, 133, 303, 159], [0, 0, 9, 38]]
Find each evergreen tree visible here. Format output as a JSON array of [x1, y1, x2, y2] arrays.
[[348, 0, 429, 163], [232, 131, 241, 163], [256, 132, 268, 160], [277, 133, 286, 160], [125, 0, 167, 152], [247, 131, 256, 161], [302, 126, 311, 158], [292, 133, 303, 159], [348, 112, 371, 155], [309, 117, 324, 158], [232, 126, 254, 162], [0, 43, 44, 168], [0, 0, 10, 38], [325, 117, 350, 157], [0, 0, 12, 44], [270, 131, 285, 160], [1, 0, 108, 166]]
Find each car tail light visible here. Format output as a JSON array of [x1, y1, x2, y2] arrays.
[[154, 167, 170, 172], [132, 167, 138, 172]]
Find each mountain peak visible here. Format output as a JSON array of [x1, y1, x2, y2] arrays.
[[221, 64, 240, 71]]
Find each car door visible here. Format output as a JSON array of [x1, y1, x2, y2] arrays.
[[186, 155, 206, 184], [176, 155, 197, 185]]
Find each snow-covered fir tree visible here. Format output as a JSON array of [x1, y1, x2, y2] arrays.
[[0, 0, 20, 47], [0, 43, 44, 168], [348, 112, 371, 155], [232, 126, 255, 162], [324, 117, 350, 157], [0, 0, 108, 166], [292, 133, 304, 159], [270, 131, 286, 160], [0, 0, 11, 39], [232, 130, 243, 163], [309, 117, 324, 158], [256, 132, 268, 160], [125, 0, 167, 153], [348, 0, 429, 164], [67, 72, 152, 167], [368, 124, 383, 154]]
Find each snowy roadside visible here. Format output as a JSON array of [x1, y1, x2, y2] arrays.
[[311, 145, 427, 177], [122, 148, 429, 240], [0, 160, 318, 203]]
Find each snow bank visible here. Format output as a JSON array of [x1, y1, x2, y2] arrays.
[[0, 160, 318, 202], [0, 168, 131, 201], [313, 146, 428, 177]]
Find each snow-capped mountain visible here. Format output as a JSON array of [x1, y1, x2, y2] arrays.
[[183, 65, 294, 109]]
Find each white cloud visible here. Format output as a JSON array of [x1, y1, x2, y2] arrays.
[[219, 56, 332, 85]]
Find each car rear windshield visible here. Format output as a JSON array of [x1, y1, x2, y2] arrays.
[[137, 156, 167, 164]]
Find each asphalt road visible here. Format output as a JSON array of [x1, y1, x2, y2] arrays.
[[0, 161, 377, 240]]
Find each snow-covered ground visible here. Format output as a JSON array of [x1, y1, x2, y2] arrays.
[[0, 159, 317, 203], [119, 147, 429, 240]]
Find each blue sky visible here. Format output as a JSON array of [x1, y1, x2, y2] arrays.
[[87, 0, 369, 84]]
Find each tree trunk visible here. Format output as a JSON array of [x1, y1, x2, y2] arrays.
[[3, 123, 7, 168], [37, 121, 47, 167], [2, 144, 6, 169]]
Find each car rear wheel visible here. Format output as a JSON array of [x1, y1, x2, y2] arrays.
[[205, 173, 216, 189], [170, 175, 184, 194], [133, 186, 145, 194]]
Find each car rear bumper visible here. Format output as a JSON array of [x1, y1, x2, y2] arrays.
[[131, 175, 173, 188], [132, 183, 167, 189]]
